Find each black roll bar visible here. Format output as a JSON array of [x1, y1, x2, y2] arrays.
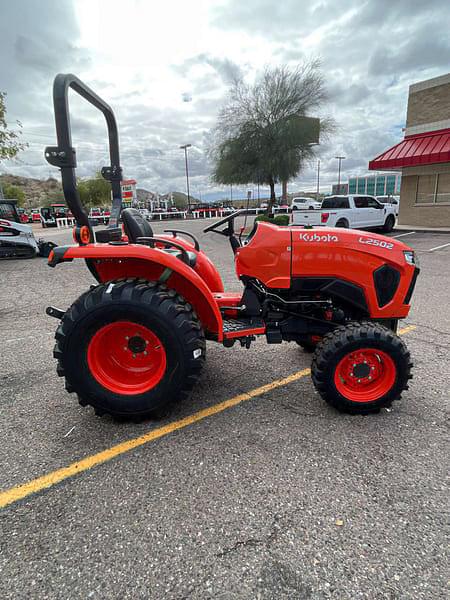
[[45, 73, 123, 234]]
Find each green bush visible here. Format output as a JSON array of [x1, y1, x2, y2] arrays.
[[255, 214, 271, 223], [255, 213, 290, 226], [273, 214, 290, 226]]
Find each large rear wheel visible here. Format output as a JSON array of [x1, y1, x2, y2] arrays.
[[311, 322, 412, 414], [53, 279, 205, 419]]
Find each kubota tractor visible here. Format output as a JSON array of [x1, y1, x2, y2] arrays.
[[45, 74, 419, 420]]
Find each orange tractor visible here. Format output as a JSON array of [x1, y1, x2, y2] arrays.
[[45, 74, 418, 420]]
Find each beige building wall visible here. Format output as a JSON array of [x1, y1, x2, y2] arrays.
[[399, 163, 450, 227], [405, 73, 450, 136], [397, 73, 450, 227]]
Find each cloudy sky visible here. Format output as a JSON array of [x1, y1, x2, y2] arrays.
[[1, 0, 449, 200]]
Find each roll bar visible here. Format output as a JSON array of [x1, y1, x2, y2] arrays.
[[44, 74, 123, 234]]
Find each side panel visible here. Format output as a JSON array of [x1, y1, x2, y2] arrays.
[[235, 222, 292, 288], [291, 227, 415, 318], [61, 245, 223, 339]]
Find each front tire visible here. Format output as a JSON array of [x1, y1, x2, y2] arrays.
[[382, 215, 395, 233], [53, 279, 205, 419], [311, 322, 412, 414]]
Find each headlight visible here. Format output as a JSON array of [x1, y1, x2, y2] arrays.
[[404, 250, 420, 268]]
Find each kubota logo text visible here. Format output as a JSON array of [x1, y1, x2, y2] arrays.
[[299, 233, 338, 242]]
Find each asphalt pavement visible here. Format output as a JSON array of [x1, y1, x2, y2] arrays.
[[0, 219, 448, 599]]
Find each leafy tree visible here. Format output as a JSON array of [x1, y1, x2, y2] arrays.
[[2, 183, 25, 206], [210, 61, 333, 212], [77, 171, 111, 209], [0, 92, 27, 161], [171, 192, 189, 209]]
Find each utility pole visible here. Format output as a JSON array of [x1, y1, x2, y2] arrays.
[[180, 144, 192, 212], [316, 160, 320, 200], [335, 156, 346, 189]]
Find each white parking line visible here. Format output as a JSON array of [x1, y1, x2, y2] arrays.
[[428, 242, 450, 252], [392, 231, 416, 239]]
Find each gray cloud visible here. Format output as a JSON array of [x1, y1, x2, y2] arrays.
[[2, 0, 450, 197], [173, 53, 243, 84]]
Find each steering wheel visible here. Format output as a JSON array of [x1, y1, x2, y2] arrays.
[[203, 209, 245, 236]]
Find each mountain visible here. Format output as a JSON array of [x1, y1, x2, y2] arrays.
[[0, 174, 63, 208]]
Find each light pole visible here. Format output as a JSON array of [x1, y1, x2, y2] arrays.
[[180, 143, 192, 212], [335, 156, 346, 190], [316, 160, 320, 200]]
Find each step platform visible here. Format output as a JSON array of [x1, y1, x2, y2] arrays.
[[222, 317, 266, 340]]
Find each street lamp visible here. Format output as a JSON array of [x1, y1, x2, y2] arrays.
[[316, 159, 320, 200], [335, 156, 346, 189], [180, 143, 192, 212]]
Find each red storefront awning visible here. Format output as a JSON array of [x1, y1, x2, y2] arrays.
[[369, 127, 450, 170]]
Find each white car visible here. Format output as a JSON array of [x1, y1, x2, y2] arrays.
[[292, 194, 397, 232], [377, 196, 400, 217], [291, 197, 321, 210]]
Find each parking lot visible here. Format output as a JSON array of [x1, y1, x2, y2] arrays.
[[0, 219, 448, 599]]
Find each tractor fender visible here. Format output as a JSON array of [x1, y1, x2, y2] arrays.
[[157, 234, 224, 293], [49, 244, 223, 339]]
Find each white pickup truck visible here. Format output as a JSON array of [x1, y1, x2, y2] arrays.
[[292, 194, 397, 232]]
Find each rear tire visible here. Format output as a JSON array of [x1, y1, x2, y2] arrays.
[[336, 219, 348, 228], [53, 279, 205, 420], [311, 322, 412, 414], [382, 215, 395, 233]]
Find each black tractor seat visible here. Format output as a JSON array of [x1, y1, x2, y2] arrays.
[[122, 208, 197, 268]]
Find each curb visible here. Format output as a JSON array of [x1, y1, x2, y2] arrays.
[[394, 226, 450, 234]]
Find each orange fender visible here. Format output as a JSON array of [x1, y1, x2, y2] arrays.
[[53, 244, 223, 339]]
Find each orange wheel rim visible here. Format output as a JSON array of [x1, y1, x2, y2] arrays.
[[334, 348, 396, 402], [87, 321, 166, 395]]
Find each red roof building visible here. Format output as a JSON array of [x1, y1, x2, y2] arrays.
[[369, 73, 450, 227]]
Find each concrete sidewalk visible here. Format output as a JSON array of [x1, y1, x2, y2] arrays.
[[395, 223, 450, 233]]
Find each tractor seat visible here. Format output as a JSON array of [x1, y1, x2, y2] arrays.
[[122, 208, 154, 241], [121, 208, 197, 268]]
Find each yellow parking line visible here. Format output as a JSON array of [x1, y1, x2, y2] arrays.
[[0, 325, 416, 510], [0, 369, 311, 509], [398, 325, 416, 335]]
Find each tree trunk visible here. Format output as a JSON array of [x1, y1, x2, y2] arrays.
[[267, 177, 276, 215], [282, 180, 288, 202]]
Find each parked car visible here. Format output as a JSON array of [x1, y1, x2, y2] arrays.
[[17, 208, 29, 224], [31, 209, 41, 223], [377, 195, 400, 217], [291, 197, 321, 210], [291, 194, 397, 232], [89, 207, 103, 219], [259, 202, 268, 210]]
